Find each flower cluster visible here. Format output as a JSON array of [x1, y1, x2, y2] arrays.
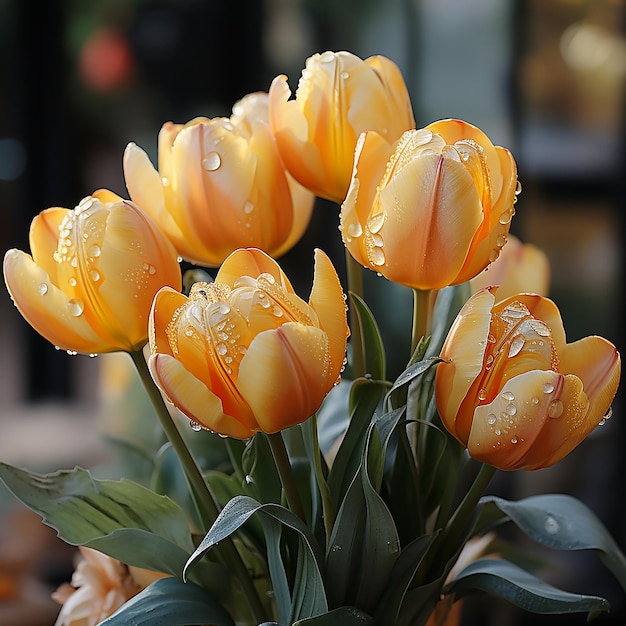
[[2, 49, 623, 626]]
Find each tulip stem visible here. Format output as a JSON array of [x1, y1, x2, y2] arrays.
[[411, 288, 434, 356], [129, 350, 268, 623], [267, 432, 307, 522], [345, 249, 365, 378]]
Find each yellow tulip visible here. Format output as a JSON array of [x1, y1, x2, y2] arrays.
[[268, 50, 415, 203], [435, 288, 621, 471], [123, 92, 315, 267], [340, 119, 518, 290], [148, 248, 349, 438], [471, 234, 550, 300], [3, 190, 181, 354]]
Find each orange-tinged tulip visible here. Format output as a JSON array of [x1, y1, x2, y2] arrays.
[[124, 93, 315, 267], [268, 50, 415, 203], [340, 119, 519, 290], [148, 248, 348, 438], [435, 288, 621, 470], [3, 190, 181, 354], [471, 234, 550, 300]]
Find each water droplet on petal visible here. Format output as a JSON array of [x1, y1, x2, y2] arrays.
[[370, 247, 385, 266], [202, 152, 221, 171], [216, 342, 228, 356], [90, 269, 100, 281], [542, 383, 554, 394], [347, 222, 363, 238], [367, 212, 385, 234], [88, 244, 101, 258], [244, 201, 254, 214], [508, 335, 525, 357], [69, 277, 77, 287], [341, 71, 349, 79], [501, 391, 515, 402], [478, 389, 487, 401], [547, 399, 564, 418], [506, 404, 517, 416], [496, 234, 508, 248], [189, 420, 202, 432], [68, 298, 84, 316], [38, 283, 48, 295], [487, 414, 497, 425]]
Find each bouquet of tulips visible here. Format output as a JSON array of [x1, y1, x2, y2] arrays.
[[2, 50, 623, 626]]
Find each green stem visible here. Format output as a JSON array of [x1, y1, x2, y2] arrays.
[[267, 432, 307, 521], [129, 350, 267, 623], [345, 248, 365, 379], [411, 288, 434, 356]]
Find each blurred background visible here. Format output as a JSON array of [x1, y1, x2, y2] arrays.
[[0, 0, 624, 624]]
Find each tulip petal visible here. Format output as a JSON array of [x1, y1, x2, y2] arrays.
[[28, 208, 69, 282], [436, 288, 496, 442], [559, 335, 621, 417], [3, 249, 107, 353], [216, 248, 295, 293], [148, 353, 254, 439], [308, 249, 348, 383], [237, 324, 331, 433], [468, 370, 559, 470], [149, 286, 189, 355]]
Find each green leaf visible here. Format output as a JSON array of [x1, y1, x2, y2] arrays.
[[0, 463, 195, 577], [480, 494, 626, 591], [447, 557, 610, 615], [100, 577, 234, 626], [327, 379, 386, 515], [184, 496, 328, 624], [242, 434, 283, 504], [293, 606, 375, 625], [349, 292, 386, 381]]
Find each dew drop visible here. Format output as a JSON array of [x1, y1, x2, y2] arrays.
[[66, 350, 77, 356], [189, 420, 202, 432], [245, 474, 254, 484], [511, 437, 518, 444], [501, 391, 515, 402], [542, 382, 554, 394], [508, 335, 525, 358], [478, 388, 487, 401], [547, 399, 564, 419], [487, 414, 497, 425], [216, 343, 228, 356], [485, 354, 494, 370], [367, 212, 385, 234], [506, 404, 517, 416], [69, 277, 77, 287], [544, 515, 560, 535], [88, 244, 101, 258], [90, 269, 100, 281], [496, 234, 508, 248], [244, 201, 254, 214], [489, 249, 500, 263], [202, 152, 221, 171], [370, 247, 385, 266], [347, 222, 363, 238], [67, 298, 84, 317], [320, 51, 335, 63], [341, 71, 349, 79], [330, 544, 342, 552], [515, 179, 522, 195], [531, 396, 540, 405], [38, 283, 48, 295]]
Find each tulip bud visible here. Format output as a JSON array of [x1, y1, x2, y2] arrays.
[[340, 119, 518, 290], [148, 248, 349, 438], [269, 50, 415, 203], [471, 234, 550, 300], [435, 288, 621, 470], [124, 93, 315, 267], [3, 190, 181, 354]]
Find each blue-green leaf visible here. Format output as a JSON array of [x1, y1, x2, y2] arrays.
[[480, 494, 626, 591], [100, 577, 234, 626], [447, 557, 610, 615], [0, 463, 195, 577], [349, 292, 386, 381], [293, 606, 375, 625]]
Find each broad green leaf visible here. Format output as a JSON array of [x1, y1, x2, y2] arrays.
[[480, 494, 626, 591], [0, 463, 195, 576], [447, 557, 610, 615], [293, 606, 375, 625], [184, 496, 328, 623], [349, 292, 386, 381], [100, 577, 234, 626], [374, 534, 435, 626], [386, 357, 441, 409]]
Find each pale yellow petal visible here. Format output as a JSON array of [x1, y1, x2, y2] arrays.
[[3, 249, 108, 353], [149, 286, 188, 355], [216, 248, 294, 293], [237, 324, 331, 433], [28, 208, 69, 281], [148, 354, 254, 439]]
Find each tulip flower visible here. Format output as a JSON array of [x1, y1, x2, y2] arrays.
[[435, 288, 621, 471], [3, 190, 181, 354], [124, 93, 315, 267], [268, 50, 415, 203], [148, 248, 349, 438], [340, 119, 518, 290], [471, 234, 550, 300]]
